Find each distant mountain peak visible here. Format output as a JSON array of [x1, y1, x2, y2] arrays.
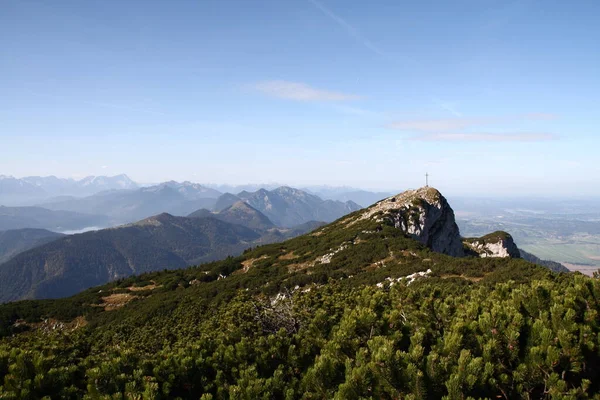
[[189, 200, 275, 231], [141, 185, 179, 194], [345, 200, 362, 209], [236, 186, 362, 227], [129, 212, 178, 228], [155, 181, 222, 199], [273, 186, 295, 192], [227, 200, 254, 211], [213, 193, 242, 212]]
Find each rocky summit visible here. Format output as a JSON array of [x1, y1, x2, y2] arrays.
[[347, 187, 465, 257], [346, 186, 520, 259]]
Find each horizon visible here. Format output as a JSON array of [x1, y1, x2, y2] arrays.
[[2, 0, 600, 196], [3, 172, 600, 200]]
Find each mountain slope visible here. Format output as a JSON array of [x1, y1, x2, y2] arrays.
[[520, 249, 570, 272], [1, 198, 335, 303], [237, 186, 362, 227], [0, 228, 64, 264], [213, 193, 242, 212], [0, 214, 259, 302], [0, 205, 109, 231], [2, 187, 597, 399]]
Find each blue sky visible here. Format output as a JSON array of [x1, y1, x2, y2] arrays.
[[1, 0, 599, 196]]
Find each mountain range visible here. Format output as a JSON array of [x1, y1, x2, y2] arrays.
[[0, 187, 566, 303], [1, 175, 392, 208], [0, 202, 325, 302], [205, 184, 393, 207], [303, 186, 394, 207], [236, 186, 361, 227], [38, 184, 361, 227], [40, 182, 219, 225], [0, 186, 593, 398], [0, 174, 137, 205]]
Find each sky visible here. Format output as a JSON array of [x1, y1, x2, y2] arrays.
[[1, 0, 599, 196]]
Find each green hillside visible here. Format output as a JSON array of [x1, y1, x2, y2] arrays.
[[0, 192, 599, 398], [0, 228, 64, 264], [0, 214, 261, 302]]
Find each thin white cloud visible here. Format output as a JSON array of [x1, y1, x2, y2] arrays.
[[389, 114, 559, 132], [522, 112, 558, 120], [410, 132, 558, 142], [307, 0, 387, 58], [253, 80, 360, 101], [101, 165, 108, 169], [389, 118, 488, 132]]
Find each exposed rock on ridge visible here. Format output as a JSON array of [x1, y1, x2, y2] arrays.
[[347, 187, 522, 259], [351, 187, 465, 257], [463, 231, 520, 258]]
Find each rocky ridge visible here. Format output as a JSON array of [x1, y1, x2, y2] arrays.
[[346, 186, 519, 259], [348, 187, 465, 257], [463, 231, 521, 258]]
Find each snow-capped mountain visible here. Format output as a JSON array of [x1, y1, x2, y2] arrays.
[[0, 174, 139, 205], [77, 174, 137, 191]]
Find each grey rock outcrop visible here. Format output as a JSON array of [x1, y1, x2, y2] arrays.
[[463, 231, 520, 258], [354, 187, 465, 257]]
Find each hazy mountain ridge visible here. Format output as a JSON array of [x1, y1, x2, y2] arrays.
[[212, 193, 242, 212], [237, 186, 362, 227], [0, 174, 138, 205], [189, 201, 275, 231], [158, 181, 222, 199], [40, 183, 221, 225], [2, 180, 366, 235], [304, 186, 395, 207], [0, 205, 109, 232], [188, 201, 325, 245]]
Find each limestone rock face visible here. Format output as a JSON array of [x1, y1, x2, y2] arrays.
[[463, 232, 520, 258], [355, 187, 465, 257]]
